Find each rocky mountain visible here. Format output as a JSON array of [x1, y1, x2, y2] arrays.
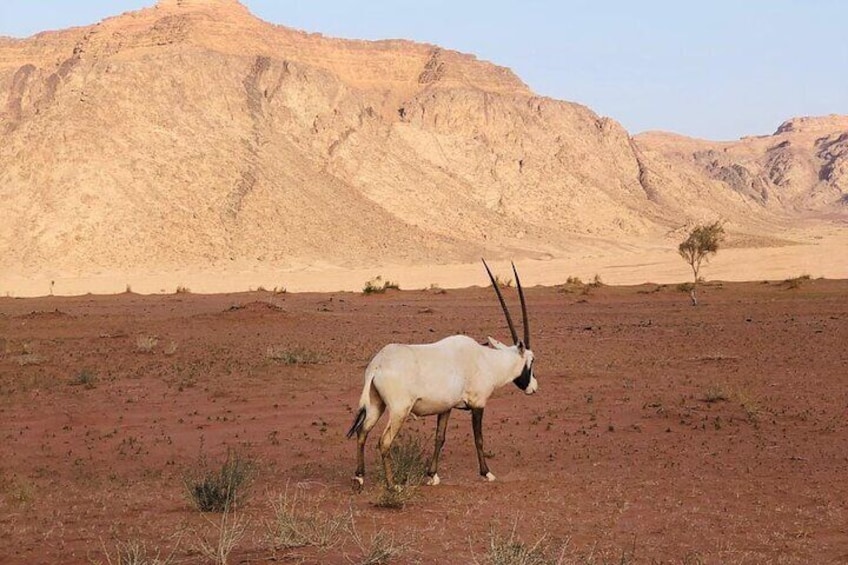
[[635, 115, 848, 213], [1, 0, 845, 282]]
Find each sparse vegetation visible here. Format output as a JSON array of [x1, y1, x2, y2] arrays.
[[184, 448, 255, 513], [164, 340, 178, 356], [493, 274, 513, 288], [558, 274, 603, 295], [191, 507, 248, 565], [735, 391, 762, 424], [2, 474, 35, 507], [70, 369, 97, 389], [363, 276, 400, 294], [267, 486, 350, 551], [351, 527, 405, 565], [427, 283, 447, 294], [98, 536, 181, 565], [783, 274, 811, 289], [678, 221, 725, 305], [136, 335, 158, 353], [374, 432, 427, 509], [476, 526, 565, 565], [676, 281, 695, 293], [266, 346, 324, 365], [176, 285, 191, 294], [702, 386, 729, 403], [15, 351, 45, 366]]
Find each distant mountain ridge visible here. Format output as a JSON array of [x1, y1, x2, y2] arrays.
[[1, 0, 845, 280]]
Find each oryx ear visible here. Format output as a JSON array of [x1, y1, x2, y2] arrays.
[[517, 340, 526, 355], [487, 336, 507, 349]]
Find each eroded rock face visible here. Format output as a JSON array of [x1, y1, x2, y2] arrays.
[[634, 114, 848, 214], [0, 1, 845, 277]]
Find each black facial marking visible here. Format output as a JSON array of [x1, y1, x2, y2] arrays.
[[513, 362, 533, 390]]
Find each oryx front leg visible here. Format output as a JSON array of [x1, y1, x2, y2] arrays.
[[472, 407, 495, 481], [426, 410, 451, 486], [378, 409, 408, 490]]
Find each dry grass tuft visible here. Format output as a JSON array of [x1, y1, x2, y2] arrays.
[[98, 534, 182, 565], [191, 508, 247, 565], [267, 485, 350, 551], [135, 335, 158, 353], [70, 369, 97, 389], [350, 525, 405, 565], [266, 346, 324, 365], [702, 385, 729, 403]]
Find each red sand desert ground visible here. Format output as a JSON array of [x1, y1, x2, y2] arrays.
[[1, 278, 846, 563]]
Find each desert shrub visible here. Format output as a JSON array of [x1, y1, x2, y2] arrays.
[[363, 276, 400, 294], [70, 369, 97, 389], [176, 285, 191, 294], [184, 448, 255, 512], [783, 274, 811, 289], [559, 275, 604, 294], [676, 282, 695, 293]]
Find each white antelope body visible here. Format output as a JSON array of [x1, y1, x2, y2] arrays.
[[347, 260, 538, 489]]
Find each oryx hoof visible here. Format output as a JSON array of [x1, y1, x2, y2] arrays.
[[426, 473, 441, 486], [352, 475, 364, 492], [483, 472, 496, 482]]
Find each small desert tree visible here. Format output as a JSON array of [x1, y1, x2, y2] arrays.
[[678, 221, 725, 305]]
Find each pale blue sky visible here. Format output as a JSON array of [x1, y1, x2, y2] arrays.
[[1, 1, 845, 140]]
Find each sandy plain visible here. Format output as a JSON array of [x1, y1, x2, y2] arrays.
[[2, 225, 846, 298], [1, 273, 846, 563]]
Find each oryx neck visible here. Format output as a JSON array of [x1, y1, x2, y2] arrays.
[[484, 345, 527, 388]]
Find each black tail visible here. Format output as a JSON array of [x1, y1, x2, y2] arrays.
[[346, 407, 366, 439]]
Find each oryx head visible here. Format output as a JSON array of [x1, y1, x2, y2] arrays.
[[483, 259, 538, 395]]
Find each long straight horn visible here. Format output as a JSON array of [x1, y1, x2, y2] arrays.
[[482, 259, 519, 344], [512, 262, 530, 349]]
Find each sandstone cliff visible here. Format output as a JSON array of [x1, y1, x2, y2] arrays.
[[1, 0, 845, 282]]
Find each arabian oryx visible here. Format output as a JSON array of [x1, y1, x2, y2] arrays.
[[346, 260, 538, 490]]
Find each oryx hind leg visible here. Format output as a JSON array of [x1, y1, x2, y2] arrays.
[[378, 406, 411, 490], [426, 410, 451, 486], [354, 399, 385, 488]]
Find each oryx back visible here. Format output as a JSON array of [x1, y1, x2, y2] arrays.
[[369, 335, 478, 417]]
